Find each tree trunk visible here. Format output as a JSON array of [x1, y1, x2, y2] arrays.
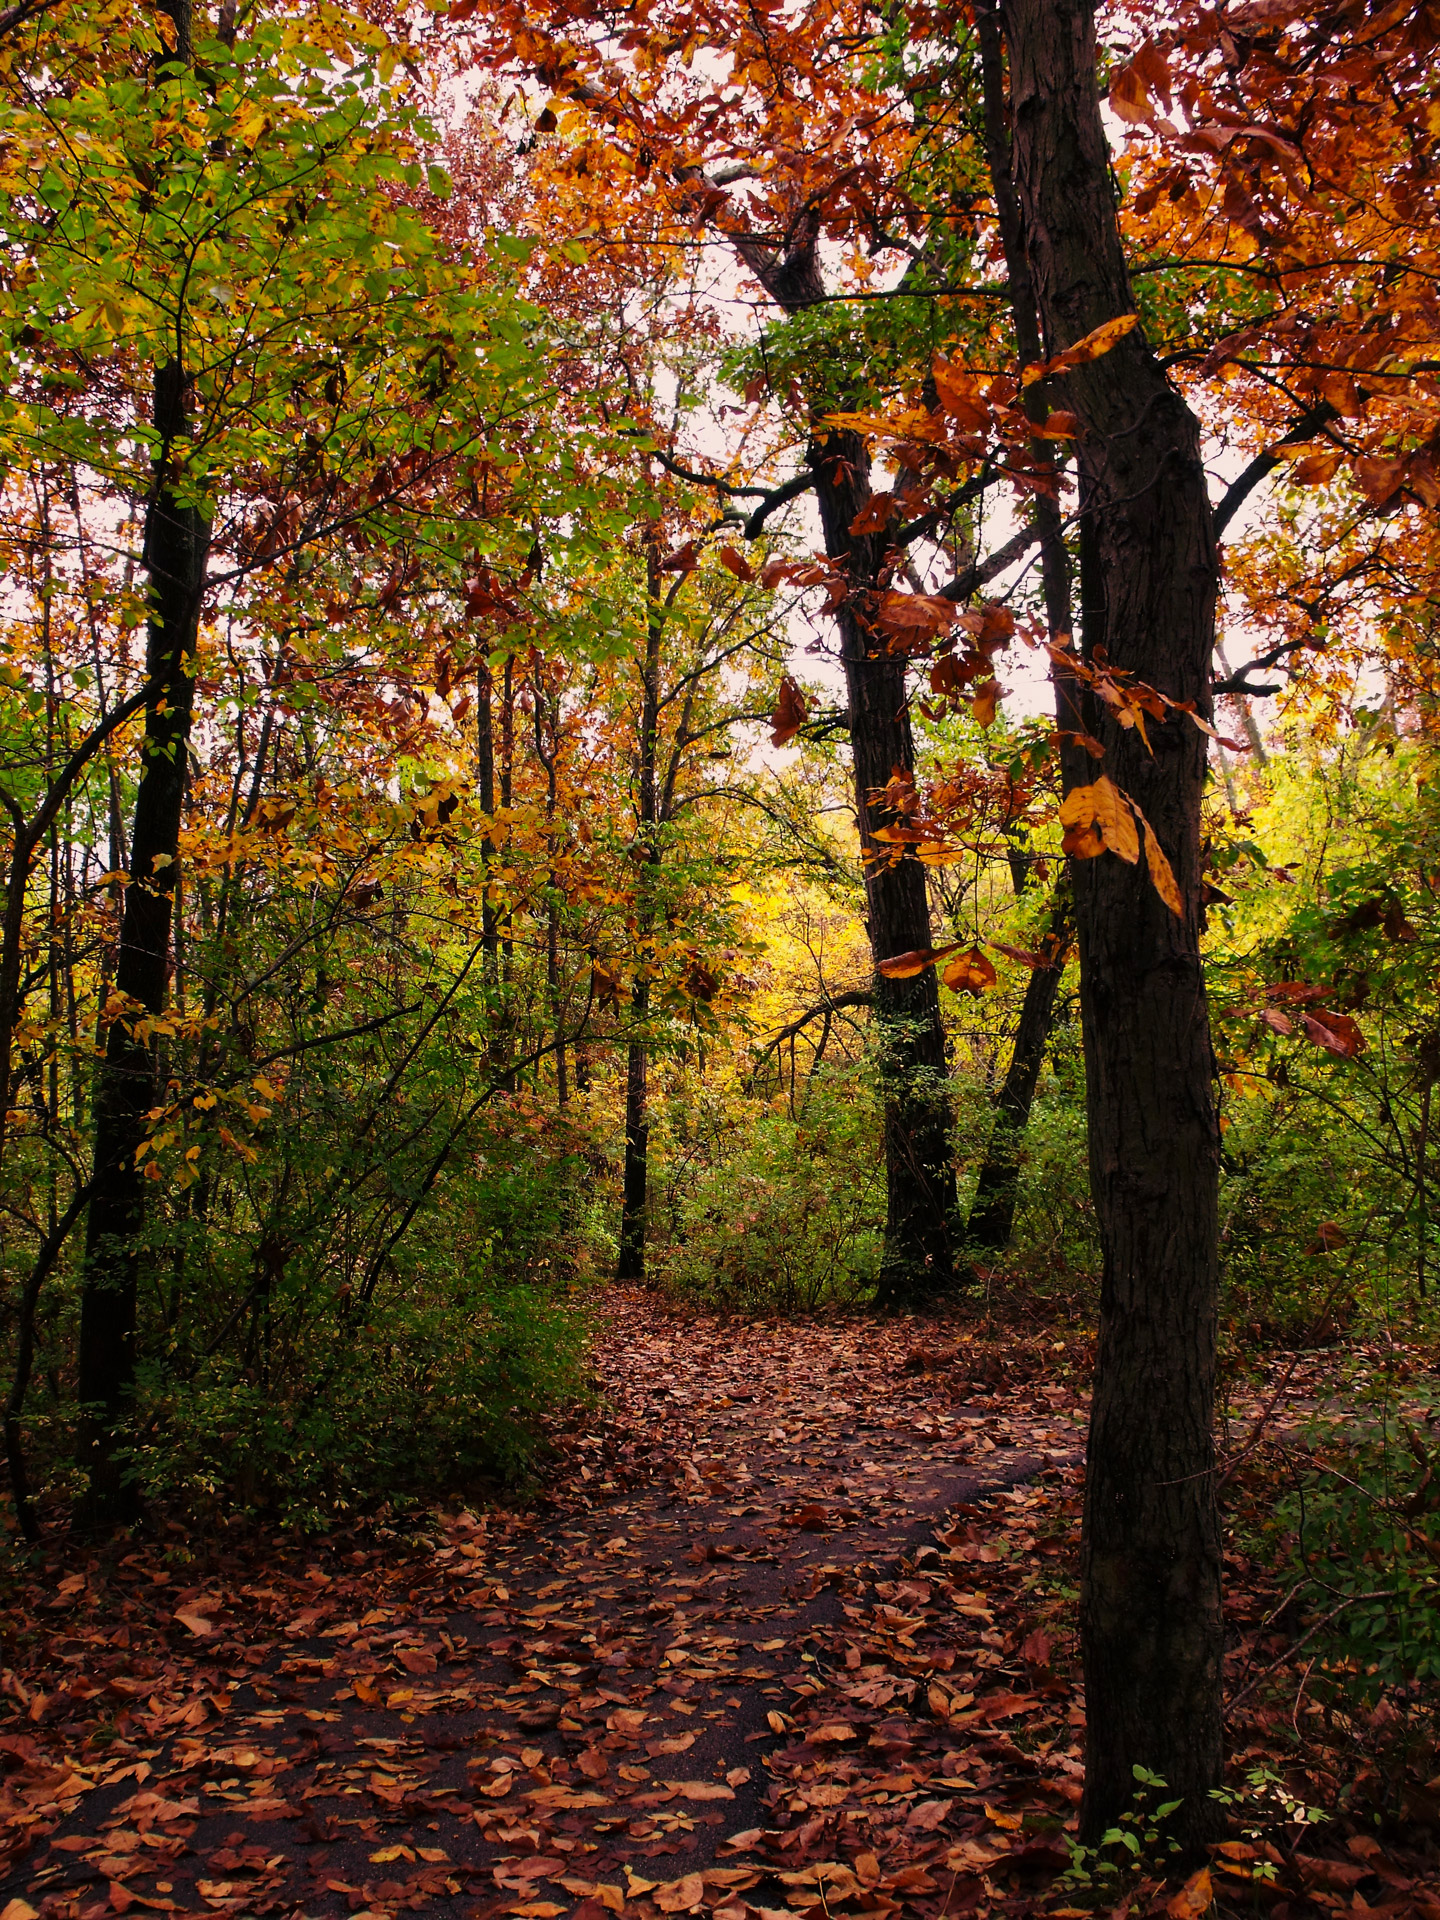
[[965, 884, 1072, 1253], [809, 431, 958, 1305], [1000, 0, 1224, 1851], [617, 987, 650, 1281], [77, 352, 210, 1528], [616, 541, 664, 1282], [724, 216, 957, 1304]]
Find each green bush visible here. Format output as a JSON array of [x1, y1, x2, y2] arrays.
[[654, 1067, 884, 1314], [1267, 1378, 1440, 1704], [127, 1269, 591, 1529]]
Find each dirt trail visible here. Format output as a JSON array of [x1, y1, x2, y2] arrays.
[[2, 1296, 1088, 1920]]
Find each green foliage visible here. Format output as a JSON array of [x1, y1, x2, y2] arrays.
[[127, 1271, 590, 1528], [1059, 1766, 1185, 1894], [1268, 1377, 1440, 1703], [653, 1066, 885, 1314]]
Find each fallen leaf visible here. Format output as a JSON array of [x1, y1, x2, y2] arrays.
[[1167, 1866, 1213, 1916]]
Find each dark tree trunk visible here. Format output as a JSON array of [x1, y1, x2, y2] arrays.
[[77, 346, 210, 1529], [806, 433, 958, 1305], [965, 885, 1072, 1253], [616, 543, 664, 1282], [1000, 0, 1224, 1850], [616, 984, 649, 1281]]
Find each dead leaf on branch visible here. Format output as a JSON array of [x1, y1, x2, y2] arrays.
[[1058, 775, 1139, 864], [941, 947, 998, 995], [876, 941, 964, 979], [769, 674, 808, 747]]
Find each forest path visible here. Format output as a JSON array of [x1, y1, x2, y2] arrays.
[[2, 1293, 1091, 1920]]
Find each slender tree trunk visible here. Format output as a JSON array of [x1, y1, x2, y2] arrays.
[[476, 659, 500, 978], [77, 330, 210, 1526], [617, 982, 650, 1281], [1000, 0, 1223, 1851], [616, 544, 664, 1281], [807, 432, 958, 1305], [723, 215, 957, 1303], [965, 884, 1072, 1252]]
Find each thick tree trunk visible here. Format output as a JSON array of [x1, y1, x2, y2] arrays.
[[77, 347, 210, 1529], [1000, 0, 1224, 1851], [808, 432, 958, 1305], [965, 885, 1072, 1253]]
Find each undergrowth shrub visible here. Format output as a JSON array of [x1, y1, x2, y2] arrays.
[[128, 1270, 590, 1529], [653, 1065, 884, 1313], [1269, 1376, 1440, 1706]]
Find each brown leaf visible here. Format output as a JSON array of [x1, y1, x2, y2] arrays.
[[172, 1609, 214, 1637], [769, 674, 809, 747], [718, 544, 754, 583], [849, 491, 895, 536], [874, 591, 956, 641], [1299, 1008, 1366, 1058], [397, 1647, 436, 1675]]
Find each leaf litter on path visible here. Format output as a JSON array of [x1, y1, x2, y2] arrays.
[[4, 1297, 1439, 1920]]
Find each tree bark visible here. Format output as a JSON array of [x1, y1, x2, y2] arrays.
[[965, 885, 1072, 1253], [77, 362, 210, 1527], [616, 542, 664, 1282], [1000, 0, 1224, 1851], [806, 431, 958, 1303]]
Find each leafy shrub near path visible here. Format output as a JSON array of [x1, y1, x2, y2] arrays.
[[125, 1271, 592, 1532], [653, 1066, 885, 1314]]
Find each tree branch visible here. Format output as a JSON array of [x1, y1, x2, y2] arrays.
[[1212, 401, 1340, 540]]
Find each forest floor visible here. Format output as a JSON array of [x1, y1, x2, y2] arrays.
[[2, 1291, 1439, 1920]]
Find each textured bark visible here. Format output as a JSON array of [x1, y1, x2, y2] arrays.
[[715, 216, 955, 1302], [1001, 0, 1224, 1851], [616, 544, 664, 1283], [77, 355, 210, 1527], [965, 885, 1072, 1253], [808, 432, 958, 1303]]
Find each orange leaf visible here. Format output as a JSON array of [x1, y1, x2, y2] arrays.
[[1290, 449, 1342, 486], [971, 678, 1001, 726], [1130, 803, 1183, 916], [1166, 1866, 1213, 1917], [877, 941, 963, 979], [941, 946, 998, 995], [1058, 775, 1139, 864], [931, 357, 992, 430], [849, 491, 895, 536], [1109, 63, 1152, 123]]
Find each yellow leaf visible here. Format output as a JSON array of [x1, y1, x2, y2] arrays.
[[1135, 806, 1184, 916], [1058, 775, 1139, 864]]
